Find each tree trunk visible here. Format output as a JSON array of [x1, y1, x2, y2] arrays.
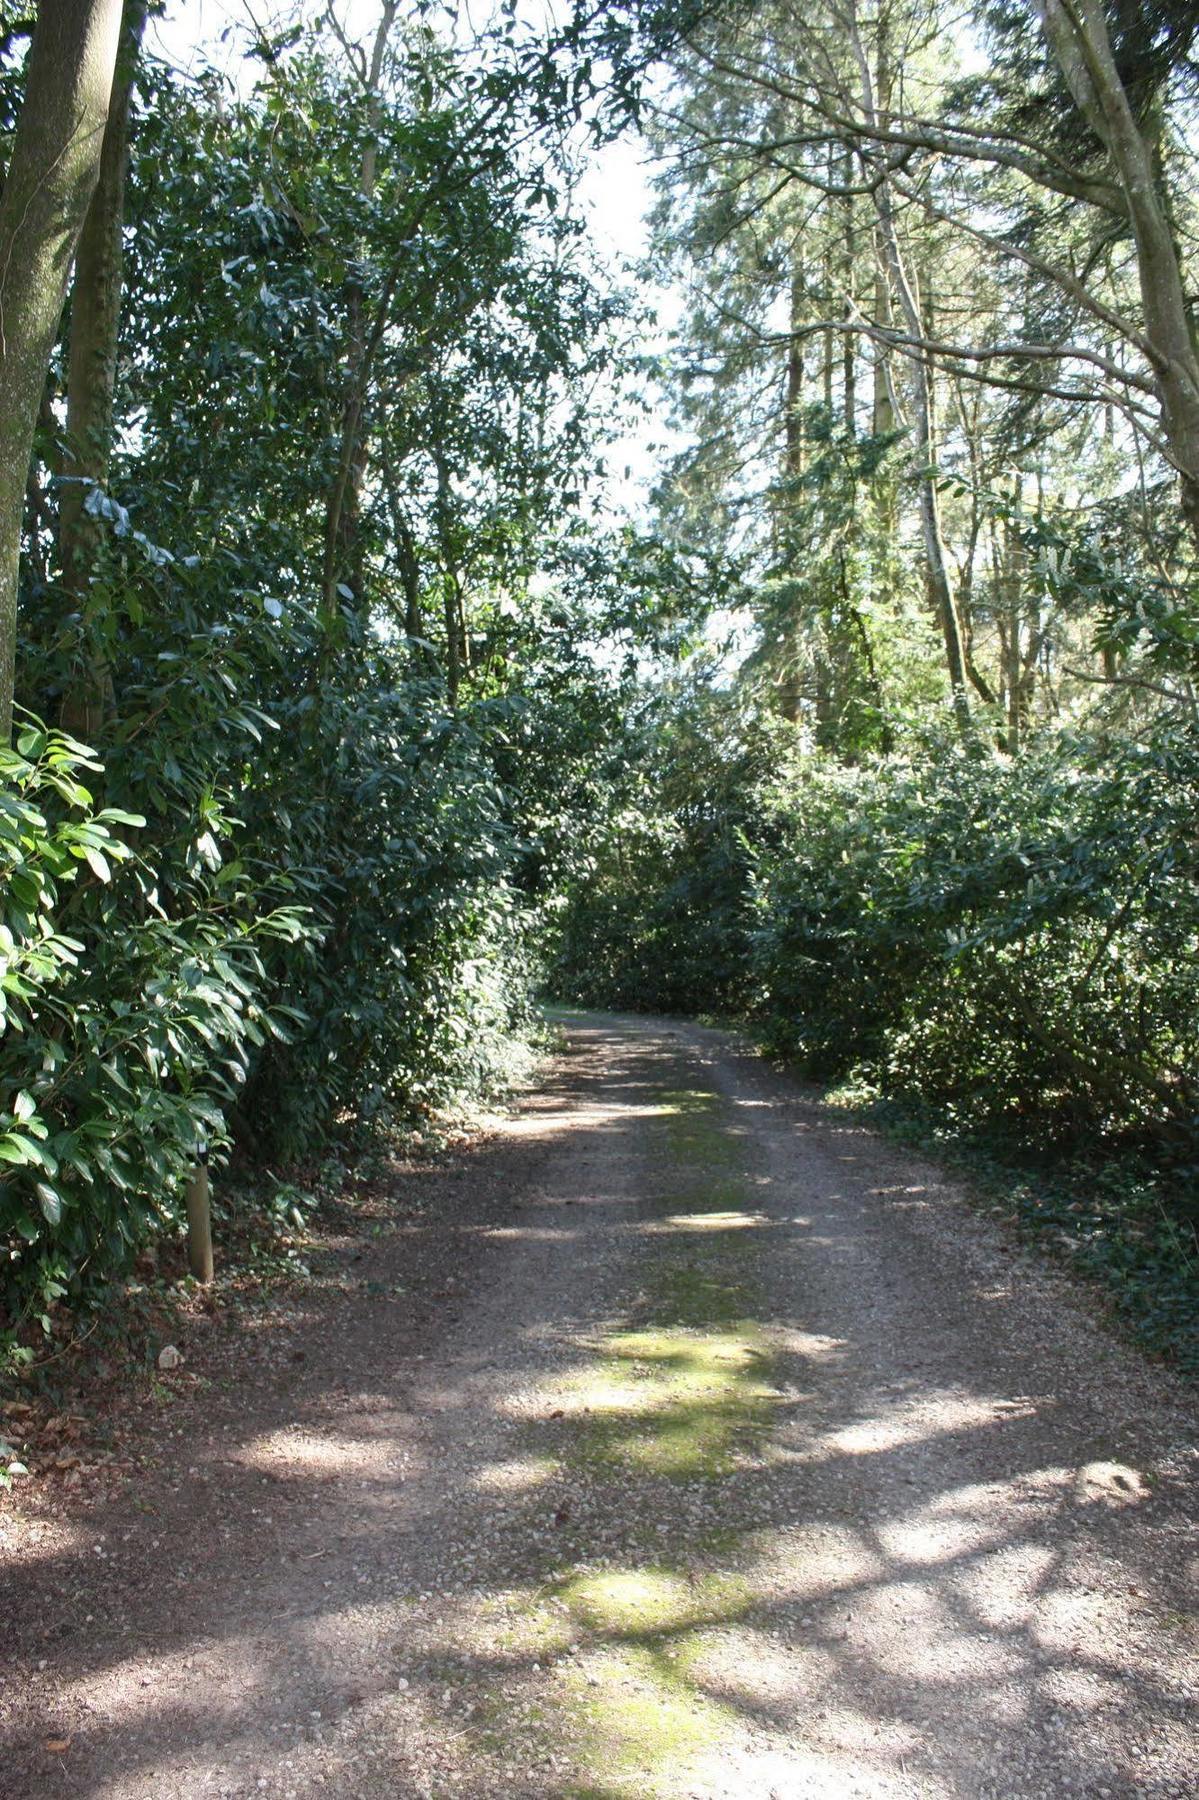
[[875, 188, 971, 734], [1036, 0, 1199, 549], [0, 0, 123, 744], [869, 0, 898, 560], [320, 0, 397, 640], [1003, 508, 1024, 753], [871, 255, 895, 439], [59, 0, 146, 740], [434, 451, 463, 707], [784, 258, 805, 481], [842, 147, 856, 432], [846, 0, 970, 736], [776, 249, 807, 726]]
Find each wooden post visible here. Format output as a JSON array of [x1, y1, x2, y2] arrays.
[[186, 1143, 214, 1284]]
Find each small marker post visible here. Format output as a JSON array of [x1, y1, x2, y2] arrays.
[[186, 1139, 214, 1284]]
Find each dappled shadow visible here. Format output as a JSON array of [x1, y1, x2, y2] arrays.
[[1, 1015, 1194, 1797]]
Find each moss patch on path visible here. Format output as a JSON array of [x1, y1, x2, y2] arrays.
[[561, 1324, 776, 1480], [515, 1071, 779, 1798]]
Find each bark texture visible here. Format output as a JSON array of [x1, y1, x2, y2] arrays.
[[0, 0, 123, 743], [59, 0, 147, 740], [1036, 0, 1199, 547]]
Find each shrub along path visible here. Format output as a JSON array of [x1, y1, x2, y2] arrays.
[[2, 1015, 1196, 1798]]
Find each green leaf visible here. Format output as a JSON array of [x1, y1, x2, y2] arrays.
[[35, 1181, 62, 1225], [4, 1132, 58, 1172]]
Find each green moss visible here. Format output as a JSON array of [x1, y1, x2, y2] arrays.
[[688, 1522, 747, 1559], [562, 1325, 777, 1478], [563, 1642, 735, 1798], [658, 1087, 740, 1169], [648, 1258, 751, 1326], [557, 1565, 748, 1639], [450, 1063, 778, 1795], [661, 1181, 755, 1219]]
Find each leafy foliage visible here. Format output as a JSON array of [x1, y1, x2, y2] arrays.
[[0, 9, 637, 1352], [3, 0, 1199, 1381], [552, 685, 772, 1016], [751, 727, 1199, 1164], [556, 699, 1199, 1361], [0, 722, 305, 1350]]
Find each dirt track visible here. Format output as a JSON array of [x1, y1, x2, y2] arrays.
[[2, 1014, 1196, 1798]]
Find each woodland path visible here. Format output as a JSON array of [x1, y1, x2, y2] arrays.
[[2, 1014, 1196, 1799]]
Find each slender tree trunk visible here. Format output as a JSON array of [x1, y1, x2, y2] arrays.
[[0, 0, 123, 744], [434, 450, 462, 707], [870, 228, 901, 561], [869, 2, 898, 565], [59, 0, 146, 740], [842, 147, 856, 432], [784, 257, 805, 480], [847, 0, 970, 735], [871, 254, 895, 440], [399, 523, 423, 643], [777, 249, 806, 724], [876, 195, 970, 732], [822, 145, 835, 416], [1036, 0, 1199, 548], [1003, 510, 1024, 753], [381, 447, 427, 652], [320, 1, 398, 639]]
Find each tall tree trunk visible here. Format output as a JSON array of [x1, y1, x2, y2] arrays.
[[434, 450, 463, 707], [1036, 0, 1199, 549], [870, 231, 900, 556], [841, 147, 856, 432], [59, 0, 146, 740], [777, 249, 806, 725], [320, 0, 398, 641], [1003, 507, 1024, 754], [822, 146, 835, 416], [847, 0, 970, 736], [381, 446, 428, 655], [875, 192, 970, 733], [869, 0, 898, 564], [0, 0, 123, 744], [871, 255, 895, 439], [784, 256, 805, 481]]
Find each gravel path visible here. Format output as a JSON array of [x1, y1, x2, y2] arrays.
[[2, 1013, 1196, 1798]]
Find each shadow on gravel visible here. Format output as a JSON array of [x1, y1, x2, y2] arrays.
[[2, 1018, 1193, 1798]]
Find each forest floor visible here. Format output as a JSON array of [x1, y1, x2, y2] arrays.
[[1, 1013, 1196, 1799]]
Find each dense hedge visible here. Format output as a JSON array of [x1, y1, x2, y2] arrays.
[[753, 728, 1199, 1168], [0, 19, 629, 1359], [553, 715, 1199, 1363], [556, 719, 1199, 1175], [0, 696, 540, 1345]]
